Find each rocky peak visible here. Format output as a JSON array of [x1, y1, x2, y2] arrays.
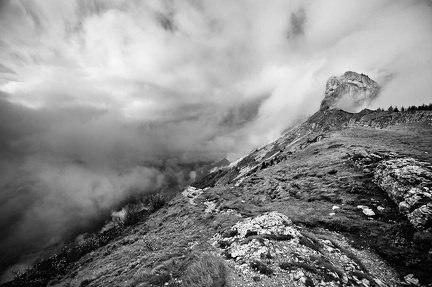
[[320, 71, 380, 111]]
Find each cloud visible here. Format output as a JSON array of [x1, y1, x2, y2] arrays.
[[1, 0, 432, 279]]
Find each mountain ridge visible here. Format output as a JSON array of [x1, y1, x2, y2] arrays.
[[3, 72, 432, 287], [193, 108, 432, 190]]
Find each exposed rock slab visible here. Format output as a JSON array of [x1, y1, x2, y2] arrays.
[[374, 158, 432, 231]]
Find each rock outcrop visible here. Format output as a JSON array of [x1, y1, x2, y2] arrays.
[[374, 158, 432, 231], [320, 71, 380, 111], [211, 212, 392, 286], [345, 110, 432, 129], [350, 150, 432, 231]]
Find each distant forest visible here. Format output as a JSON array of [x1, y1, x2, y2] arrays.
[[376, 103, 432, 112]]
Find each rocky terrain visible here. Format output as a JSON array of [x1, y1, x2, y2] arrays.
[[3, 73, 432, 287]]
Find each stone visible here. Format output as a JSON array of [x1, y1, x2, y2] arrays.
[[362, 208, 375, 217], [404, 274, 420, 286], [357, 205, 375, 216], [181, 186, 204, 205]]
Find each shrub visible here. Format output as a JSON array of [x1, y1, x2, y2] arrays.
[[122, 205, 142, 227], [149, 193, 166, 212], [180, 254, 228, 287]]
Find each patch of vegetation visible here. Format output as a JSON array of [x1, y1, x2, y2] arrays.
[[148, 192, 166, 212], [4, 192, 165, 287], [305, 276, 315, 287], [193, 168, 229, 189], [250, 260, 273, 276], [309, 255, 344, 279], [79, 279, 92, 287], [316, 235, 369, 274], [180, 254, 228, 287], [130, 270, 171, 287], [279, 261, 339, 283], [298, 232, 324, 252], [3, 228, 123, 287], [241, 233, 294, 245], [376, 103, 432, 112], [121, 205, 143, 227]]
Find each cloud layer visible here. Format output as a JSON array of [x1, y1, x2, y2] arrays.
[[1, 0, 432, 158], [0, 0, 432, 280]]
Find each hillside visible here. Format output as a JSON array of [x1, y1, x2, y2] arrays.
[[4, 74, 432, 287]]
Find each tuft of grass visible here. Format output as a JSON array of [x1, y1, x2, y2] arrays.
[[299, 232, 324, 252], [180, 254, 228, 287], [250, 260, 274, 276], [316, 235, 369, 274], [309, 255, 344, 279]]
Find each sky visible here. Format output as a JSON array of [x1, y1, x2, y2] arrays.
[[0, 0, 432, 280]]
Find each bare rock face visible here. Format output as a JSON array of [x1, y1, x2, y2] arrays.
[[320, 71, 380, 111], [374, 158, 432, 231]]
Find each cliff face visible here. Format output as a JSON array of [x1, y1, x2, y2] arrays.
[[320, 71, 380, 111]]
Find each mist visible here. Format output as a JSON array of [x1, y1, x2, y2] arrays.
[[1, 0, 432, 280]]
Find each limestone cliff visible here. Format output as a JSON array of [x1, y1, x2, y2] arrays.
[[320, 71, 380, 111]]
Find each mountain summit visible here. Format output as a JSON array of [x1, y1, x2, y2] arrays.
[[320, 71, 380, 111]]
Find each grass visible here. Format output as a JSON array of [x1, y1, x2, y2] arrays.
[[130, 270, 171, 287], [315, 235, 369, 274], [298, 232, 324, 252], [180, 254, 228, 287], [308, 255, 345, 280]]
